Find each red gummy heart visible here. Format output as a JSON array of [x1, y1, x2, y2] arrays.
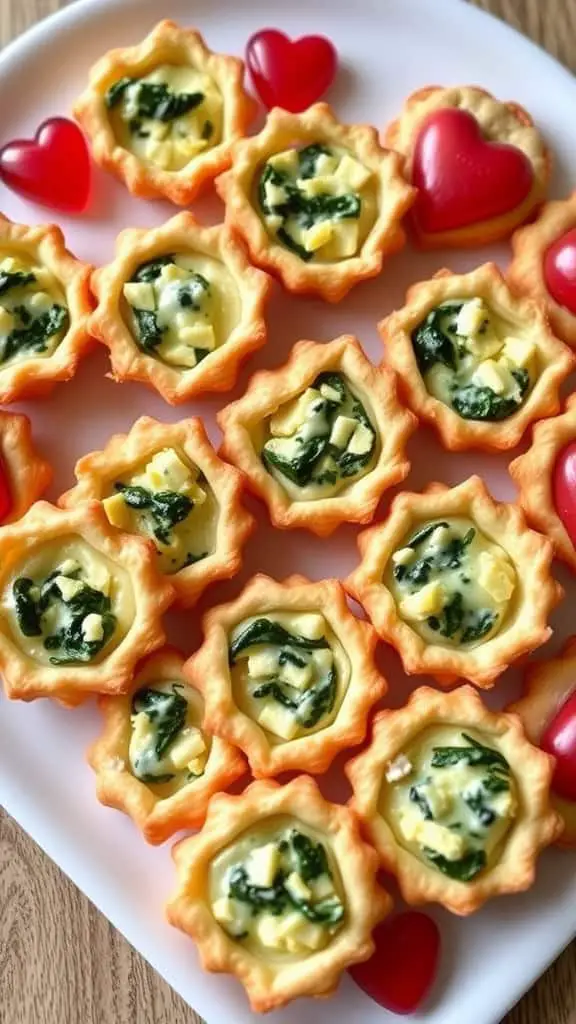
[[0, 117, 91, 214], [0, 457, 12, 523], [541, 690, 576, 802], [412, 108, 533, 234], [246, 29, 337, 113], [553, 441, 576, 548], [349, 911, 441, 1014], [544, 228, 576, 315]]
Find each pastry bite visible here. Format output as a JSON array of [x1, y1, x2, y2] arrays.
[[0, 412, 52, 524], [346, 475, 561, 689], [73, 20, 256, 206], [0, 215, 92, 403], [59, 416, 254, 607], [0, 501, 173, 704], [183, 574, 386, 777], [218, 335, 416, 536], [88, 647, 246, 844], [347, 685, 562, 915], [216, 102, 415, 302], [90, 212, 271, 404], [385, 85, 550, 248], [380, 262, 574, 452], [166, 775, 392, 1012]]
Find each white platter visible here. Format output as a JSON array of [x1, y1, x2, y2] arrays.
[[0, 0, 575, 1021]]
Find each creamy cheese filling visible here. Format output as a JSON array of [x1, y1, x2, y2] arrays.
[[0, 251, 68, 367], [381, 726, 518, 881], [229, 611, 350, 742], [387, 517, 517, 647], [2, 538, 134, 666], [256, 143, 377, 263], [129, 677, 209, 795], [101, 447, 217, 575], [210, 816, 345, 958], [122, 251, 240, 370], [106, 63, 223, 171], [411, 297, 538, 421], [261, 372, 378, 501]]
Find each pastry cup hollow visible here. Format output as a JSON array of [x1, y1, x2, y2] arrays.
[[0, 411, 52, 524]]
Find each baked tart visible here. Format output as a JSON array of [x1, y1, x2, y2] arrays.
[[73, 20, 256, 206], [0, 412, 52, 524], [346, 475, 561, 689], [90, 211, 271, 404], [88, 647, 246, 844], [183, 574, 385, 777], [0, 501, 173, 704], [218, 335, 415, 536], [347, 685, 562, 915], [0, 215, 92, 403], [216, 103, 415, 302], [380, 262, 574, 452], [166, 775, 392, 1012], [59, 416, 254, 607], [385, 85, 550, 248]]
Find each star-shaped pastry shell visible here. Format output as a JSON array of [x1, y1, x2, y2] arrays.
[[345, 476, 562, 689], [508, 192, 576, 347], [216, 103, 415, 302], [73, 20, 256, 206], [218, 335, 416, 536], [0, 412, 52, 524], [0, 216, 92, 403], [379, 262, 574, 452], [347, 685, 562, 915], [509, 637, 576, 848], [89, 211, 271, 405], [59, 416, 255, 608], [0, 501, 173, 704], [88, 647, 246, 844], [166, 775, 392, 1012], [509, 394, 576, 572], [384, 85, 550, 248], [183, 574, 386, 777]]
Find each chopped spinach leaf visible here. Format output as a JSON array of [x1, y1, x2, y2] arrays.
[[0, 270, 35, 296], [298, 143, 331, 179], [131, 309, 163, 353], [289, 829, 329, 881], [407, 521, 450, 549], [201, 119, 213, 140], [131, 255, 174, 283], [464, 787, 497, 828], [3, 304, 68, 363], [105, 76, 134, 108], [412, 305, 461, 375], [115, 483, 193, 545], [451, 370, 530, 422], [229, 865, 287, 915], [275, 226, 313, 261], [460, 609, 497, 645], [409, 784, 434, 821], [229, 618, 329, 663], [424, 847, 487, 882], [430, 733, 510, 772], [12, 577, 42, 636], [132, 685, 188, 760], [262, 435, 326, 486], [130, 82, 204, 122]]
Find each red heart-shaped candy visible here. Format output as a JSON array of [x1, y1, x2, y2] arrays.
[[412, 108, 533, 234], [349, 911, 441, 1014], [541, 690, 576, 802], [0, 117, 91, 214], [553, 441, 576, 548], [544, 228, 576, 315], [246, 29, 337, 113]]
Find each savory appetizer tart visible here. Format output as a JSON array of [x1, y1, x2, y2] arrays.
[[216, 103, 415, 301], [73, 20, 256, 205], [184, 574, 386, 777], [509, 638, 576, 848], [166, 775, 392, 1012], [380, 262, 574, 451], [346, 476, 561, 689], [0, 501, 173, 704], [0, 215, 92, 403], [0, 412, 52, 524], [347, 685, 563, 914], [88, 647, 246, 844], [90, 212, 271, 404], [385, 85, 550, 248], [218, 335, 415, 536], [59, 416, 254, 607]]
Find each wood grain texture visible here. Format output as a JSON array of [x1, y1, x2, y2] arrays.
[[0, 1, 575, 1022]]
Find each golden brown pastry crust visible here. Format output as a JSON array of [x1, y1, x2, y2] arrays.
[[385, 85, 551, 248], [0, 412, 52, 524], [0, 501, 173, 704], [183, 573, 386, 777], [88, 647, 246, 844], [90, 211, 271, 405], [73, 20, 256, 206], [59, 415, 255, 607], [509, 637, 576, 848], [0, 215, 93, 403], [347, 685, 563, 915], [218, 335, 416, 536], [345, 475, 562, 689], [379, 262, 574, 452], [217, 103, 415, 302], [166, 775, 392, 1012]]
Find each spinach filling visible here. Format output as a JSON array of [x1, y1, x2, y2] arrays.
[[130, 685, 188, 783], [0, 268, 68, 364], [126, 257, 211, 364], [114, 483, 193, 546], [106, 76, 204, 125]]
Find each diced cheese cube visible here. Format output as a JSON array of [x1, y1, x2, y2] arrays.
[[297, 175, 337, 198], [309, 874, 334, 900], [145, 449, 192, 492], [246, 843, 280, 888], [283, 916, 327, 953], [27, 291, 52, 313], [264, 181, 288, 207], [102, 492, 133, 530], [58, 559, 80, 576], [85, 560, 111, 597], [336, 153, 372, 190], [478, 549, 516, 603], [492, 789, 517, 819], [501, 335, 537, 372], [0, 307, 14, 334], [314, 152, 338, 176], [329, 415, 357, 449], [172, 137, 206, 163], [212, 897, 237, 925], [145, 140, 173, 169], [399, 815, 466, 861], [399, 580, 446, 621], [267, 149, 299, 174], [286, 612, 326, 640], [0, 256, 20, 273], [178, 323, 216, 351], [257, 701, 299, 740], [347, 422, 374, 456], [123, 282, 156, 311], [456, 298, 488, 337], [254, 912, 287, 950], [269, 389, 321, 437], [279, 658, 313, 691], [130, 711, 154, 755], [472, 358, 513, 395], [304, 221, 334, 252], [385, 754, 413, 782], [187, 753, 207, 776], [319, 383, 342, 403], [285, 872, 312, 902], [54, 575, 85, 602], [81, 612, 104, 643], [428, 525, 452, 549], [425, 781, 453, 819], [167, 726, 206, 772], [311, 648, 333, 673], [247, 648, 278, 678], [324, 220, 360, 260], [392, 547, 415, 566], [161, 342, 198, 368], [159, 263, 188, 284]]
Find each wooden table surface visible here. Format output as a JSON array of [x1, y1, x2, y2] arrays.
[[1, 0, 576, 1022]]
